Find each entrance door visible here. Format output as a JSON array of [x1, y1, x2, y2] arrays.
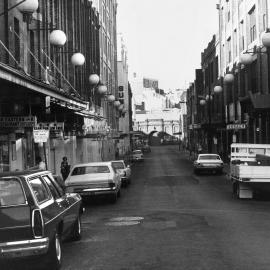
[[0, 141, 9, 172]]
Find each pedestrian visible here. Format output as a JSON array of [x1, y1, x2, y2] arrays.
[[36, 156, 46, 170], [61, 156, 70, 181]]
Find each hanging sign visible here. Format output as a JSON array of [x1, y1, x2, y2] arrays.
[[0, 116, 37, 128], [33, 129, 49, 143], [226, 123, 246, 130]]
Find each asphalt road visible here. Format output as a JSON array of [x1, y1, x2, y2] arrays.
[[59, 145, 270, 270], [6, 145, 270, 270]]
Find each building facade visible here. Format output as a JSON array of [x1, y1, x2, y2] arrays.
[[117, 33, 131, 157], [219, 0, 270, 149], [0, 0, 119, 174]]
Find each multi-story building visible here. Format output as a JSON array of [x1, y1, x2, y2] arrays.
[[218, 0, 270, 149], [187, 1, 270, 159], [92, 0, 118, 130], [117, 33, 131, 157], [200, 35, 225, 156], [187, 69, 203, 152], [0, 0, 118, 173]]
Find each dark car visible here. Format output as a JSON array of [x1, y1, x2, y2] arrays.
[[0, 170, 84, 269], [142, 145, 151, 153]]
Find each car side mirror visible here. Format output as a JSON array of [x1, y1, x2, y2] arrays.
[[127, 165, 130, 168]]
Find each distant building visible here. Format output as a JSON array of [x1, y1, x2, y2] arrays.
[[117, 34, 131, 156]]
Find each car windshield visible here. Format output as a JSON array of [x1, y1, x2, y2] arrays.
[[133, 150, 142, 154], [199, 155, 220, 160], [71, 165, 110, 176], [112, 162, 125, 169], [0, 178, 26, 206]]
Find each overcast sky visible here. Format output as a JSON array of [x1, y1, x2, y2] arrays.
[[117, 0, 219, 90]]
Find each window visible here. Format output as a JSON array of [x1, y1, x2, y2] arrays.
[[233, 29, 237, 59], [71, 166, 110, 176], [0, 178, 26, 206], [249, 6, 256, 43], [42, 175, 61, 199], [29, 177, 51, 204], [226, 37, 232, 64], [239, 20, 245, 51], [199, 155, 221, 160], [112, 162, 125, 169], [14, 17, 20, 64]]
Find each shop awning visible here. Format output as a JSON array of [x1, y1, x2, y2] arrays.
[[0, 63, 88, 111]]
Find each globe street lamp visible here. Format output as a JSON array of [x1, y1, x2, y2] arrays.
[[71, 53, 85, 66], [49, 30, 67, 47]]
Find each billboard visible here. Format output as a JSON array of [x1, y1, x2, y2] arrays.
[[143, 78, 159, 89]]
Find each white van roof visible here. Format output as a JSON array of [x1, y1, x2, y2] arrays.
[[231, 143, 270, 148]]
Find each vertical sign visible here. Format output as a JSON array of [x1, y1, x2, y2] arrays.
[[45, 96, 50, 114]]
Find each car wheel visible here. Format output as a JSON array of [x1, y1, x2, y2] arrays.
[[71, 215, 82, 241], [47, 233, 62, 270]]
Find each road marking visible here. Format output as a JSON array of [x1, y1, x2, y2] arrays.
[[105, 216, 144, 226]]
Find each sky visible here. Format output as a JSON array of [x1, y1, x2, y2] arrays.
[[117, 0, 219, 91]]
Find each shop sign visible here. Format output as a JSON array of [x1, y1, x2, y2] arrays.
[[0, 116, 37, 128], [35, 122, 64, 139], [33, 129, 49, 143], [226, 123, 246, 130]]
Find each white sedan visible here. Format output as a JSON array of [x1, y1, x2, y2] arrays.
[[193, 154, 224, 175], [65, 162, 121, 203], [112, 160, 131, 187]]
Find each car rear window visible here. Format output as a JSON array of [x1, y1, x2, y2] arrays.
[[0, 178, 26, 206], [71, 165, 110, 176], [199, 155, 220, 160], [133, 150, 142, 154], [112, 162, 125, 169]]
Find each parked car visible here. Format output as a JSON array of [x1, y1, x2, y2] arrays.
[[0, 170, 84, 270], [131, 150, 144, 162], [142, 145, 151, 153], [112, 160, 131, 187], [193, 154, 224, 174], [65, 162, 121, 203]]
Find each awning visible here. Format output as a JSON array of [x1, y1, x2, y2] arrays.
[[0, 62, 88, 111]]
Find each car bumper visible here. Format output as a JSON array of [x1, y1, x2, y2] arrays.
[[0, 238, 49, 259], [71, 187, 118, 196], [194, 165, 223, 170]]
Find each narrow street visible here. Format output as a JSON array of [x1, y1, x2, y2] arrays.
[[60, 145, 270, 270]]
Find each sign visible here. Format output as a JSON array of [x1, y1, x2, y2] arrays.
[[45, 96, 51, 114], [0, 116, 37, 128], [143, 78, 159, 89], [35, 122, 64, 130], [33, 129, 49, 143], [118, 86, 124, 100], [226, 123, 246, 130], [35, 122, 64, 139]]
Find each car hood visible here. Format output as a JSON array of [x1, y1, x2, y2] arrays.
[[66, 173, 111, 186]]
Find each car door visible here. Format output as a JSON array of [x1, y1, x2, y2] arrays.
[[46, 174, 80, 236], [28, 176, 63, 239], [41, 175, 72, 238]]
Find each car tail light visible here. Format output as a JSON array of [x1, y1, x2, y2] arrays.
[[108, 179, 115, 188], [32, 209, 44, 238]]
